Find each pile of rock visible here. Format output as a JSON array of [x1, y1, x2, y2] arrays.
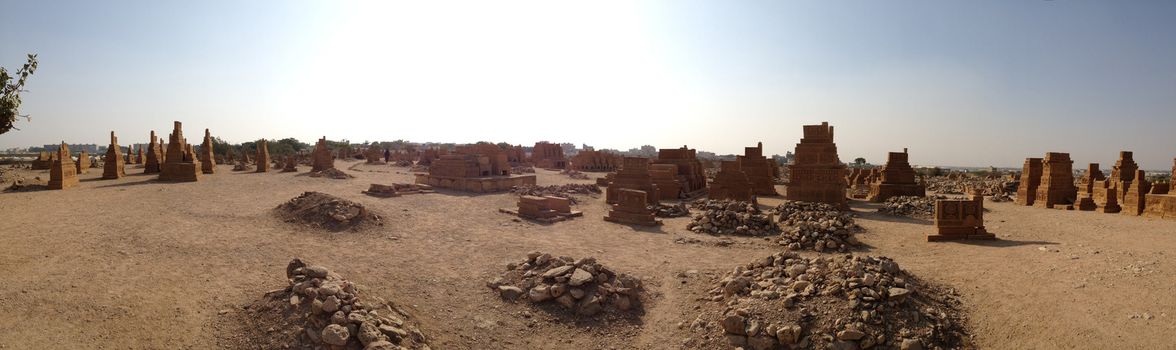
[[488, 252, 643, 317], [392, 160, 414, 167], [697, 252, 968, 350], [309, 168, 355, 179], [653, 203, 690, 218], [409, 165, 429, 173], [877, 196, 940, 218], [232, 161, 249, 171], [686, 200, 780, 236], [242, 258, 431, 349], [925, 176, 1013, 197], [772, 200, 861, 252], [988, 192, 1011, 202], [559, 169, 589, 180], [511, 165, 535, 174], [509, 184, 600, 204], [275, 192, 382, 231]]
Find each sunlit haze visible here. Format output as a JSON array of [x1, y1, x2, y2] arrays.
[[2, 1, 1175, 168]]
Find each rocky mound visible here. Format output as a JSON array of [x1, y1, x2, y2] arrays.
[[232, 162, 249, 171], [275, 192, 382, 232], [560, 169, 589, 179], [772, 201, 861, 253], [228, 259, 431, 350], [653, 203, 690, 218], [925, 176, 1013, 197], [878, 196, 940, 218], [509, 184, 600, 204], [687, 200, 780, 236], [487, 252, 644, 318], [392, 160, 414, 167], [693, 252, 969, 350], [308, 168, 355, 179]]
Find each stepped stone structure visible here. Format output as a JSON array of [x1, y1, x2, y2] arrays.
[[363, 147, 385, 164], [125, 145, 137, 164], [1014, 158, 1043, 206], [102, 132, 126, 179], [570, 149, 622, 172], [200, 129, 216, 174], [708, 160, 754, 202], [605, 157, 659, 206], [48, 142, 79, 190], [652, 146, 707, 196], [604, 189, 661, 226], [929, 190, 994, 241], [414, 147, 535, 192], [1093, 151, 1138, 213], [649, 164, 682, 200], [418, 148, 445, 166], [255, 139, 271, 173], [784, 122, 847, 209], [31, 151, 52, 170], [75, 149, 90, 174], [311, 137, 334, 172], [1143, 159, 1176, 219], [739, 142, 778, 195], [1120, 169, 1151, 216], [136, 147, 144, 165], [145, 131, 163, 174], [531, 142, 567, 169], [1075, 163, 1105, 211], [158, 121, 201, 182], [500, 195, 582, 223], [503, 145, 526, 165], [866, 148, 926, 202], [1034, 152, 1077, 209]]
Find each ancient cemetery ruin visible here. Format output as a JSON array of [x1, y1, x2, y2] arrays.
[[255, 139, 271, 173], [75, 149, 90, 174], [604, 188, 662, 226], [311, 136, 334, 172], [499, 195, 583, 223], [200, 128, 215, 174], [652, 145, 708, 197], [413, 145, 536, 192], [738, 142, 778, 196], [649, 164, 682, 200], [1143, 159, 1176, 219], [48, 142, 78, 190], [144, 130, 163, 174], [1033, 152, 1077, 209], [362, 183, 435, 197], [31, 151, 51, 170], [708, 160, 755, 202], [530, 141, 567, 169], [865, 149, 926, 202], [1075, 163, 1105, 211], [784, 122, 848, 209], [604, 157, 659, 205], [929, 190, 994, 241], [488, 252, 645, 318], [102, 131, 126, 179], [281, 156, 298, 172], [158, 121, 201, 182], [569, 149, 622, 172], [1013, 157, 1042, 206]]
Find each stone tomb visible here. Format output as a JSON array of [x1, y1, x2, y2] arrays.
[[604, 189, 661, 226], [158, 121, 201, 182], [1013, 158, 1042, 206], [928, 191, 994, 241], [311, 137, 334, 172], [200, 129, 216, 174], [48, 142, 79, 190], [531, 142, 567, 169], [282, 156, 298, 172], [570, 149, 622, 172], [144, 131, 163, 174], [738, 142, 778, 196], [605, 157, 659, 206], [652, 146, 708, 197], [1120, 169, 1151, 216], [1075, 163, 1105, 211], [414, 153, 536, 193], [31, 151, 51, 170], [649, 164, 683, 200], [1034, 152, 1077, 209], [75, 149, 91, 174], [866, 148, 926, 202], [1143, 160, 1176, 219], [708, 160, 755, 202], [499, 195, 583, 223], [255, 139, 271, 173], [1093, 151, 1138, 213], [784, 122, 847, 209], [102, 131, 126, 179]]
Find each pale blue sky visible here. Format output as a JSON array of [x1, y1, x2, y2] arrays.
[[2, 0, 1174, 168]]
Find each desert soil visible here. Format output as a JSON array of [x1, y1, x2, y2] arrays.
[[1, 160, 1174, 349]]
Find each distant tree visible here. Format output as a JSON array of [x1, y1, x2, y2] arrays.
[[853, 158, 866, 167], [276, 137, 308, 154], [1, 54, 39, 135], [495, 142, 512, 149]]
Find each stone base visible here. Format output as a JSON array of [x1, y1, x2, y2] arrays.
[[604, 210, 662, 226], [414, 174, 535, 193], [1075, 197, 1096, 211], [866, 183, 926, 202], [927, 227, 995, 242], [784, 183, 847, 209], [159, 162, 201, 182], [1143, 194, 1176, 219], [499, 208, 583, 223]]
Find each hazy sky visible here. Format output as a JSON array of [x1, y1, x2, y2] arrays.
[[2, 1, 1175, 168]]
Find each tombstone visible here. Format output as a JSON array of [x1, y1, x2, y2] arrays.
[[1033, 152, 1077, 209], [866, 148, 926, 202], [653, 145, 707, 196], [605, 157, 659, 205], [311, 136, 334, 172], [784, 122, 848, 209], [738, 142, 778, 196], [31, 151, 52, 170], [414, 147, 536, 192], [364, 147, 385, 164], [1120, 169, 1151, 216], [144, 131, 163, 174], [158, 121, 201, 182], [1075, 163, 1105, 211], [125, 144, 137, 164], [928, 190, 993, 241], [603, 189, 662, 226], [45, 142, 79, 189], [200, 129, 216, 174], [102, 132, 127, 179], [1013, 158, 1043, 206], [531, 141, 567, 169], [500, 195, 582, 223], [504, 145, 527, 165], [1095, 151, 1138, 211], [708, 160, 755, 202], [569, 150, 623, 172], [255, 139, 271, 173], [75, 149, 91, 174], [649, 164, 683, 200], [282, 155, 298, 172]]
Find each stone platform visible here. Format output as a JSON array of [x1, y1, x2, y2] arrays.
[[414, 174, 535, 193]]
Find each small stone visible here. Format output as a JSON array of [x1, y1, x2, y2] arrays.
[[542, 265, 574, 278], [569, 288, 586, 299], [321, 324, 350, 346], [364, 340, 398, 350], [837, 329, 865, 340], [721, 314, 747, 335], [776, 324, 801, 344], [569, 268, 594, 286], [900, 338, 923, 350], [322, 296, 340, 313], [330, 311, 347, 325], [889, 288, 910, 302], [306, 266, 329, 278], [357, 322, 387, 346], [498, 286, 525, 300], [528, 285, 553, 302]]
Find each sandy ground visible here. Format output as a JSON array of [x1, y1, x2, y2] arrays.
[[1, 160, 1174, 349]]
